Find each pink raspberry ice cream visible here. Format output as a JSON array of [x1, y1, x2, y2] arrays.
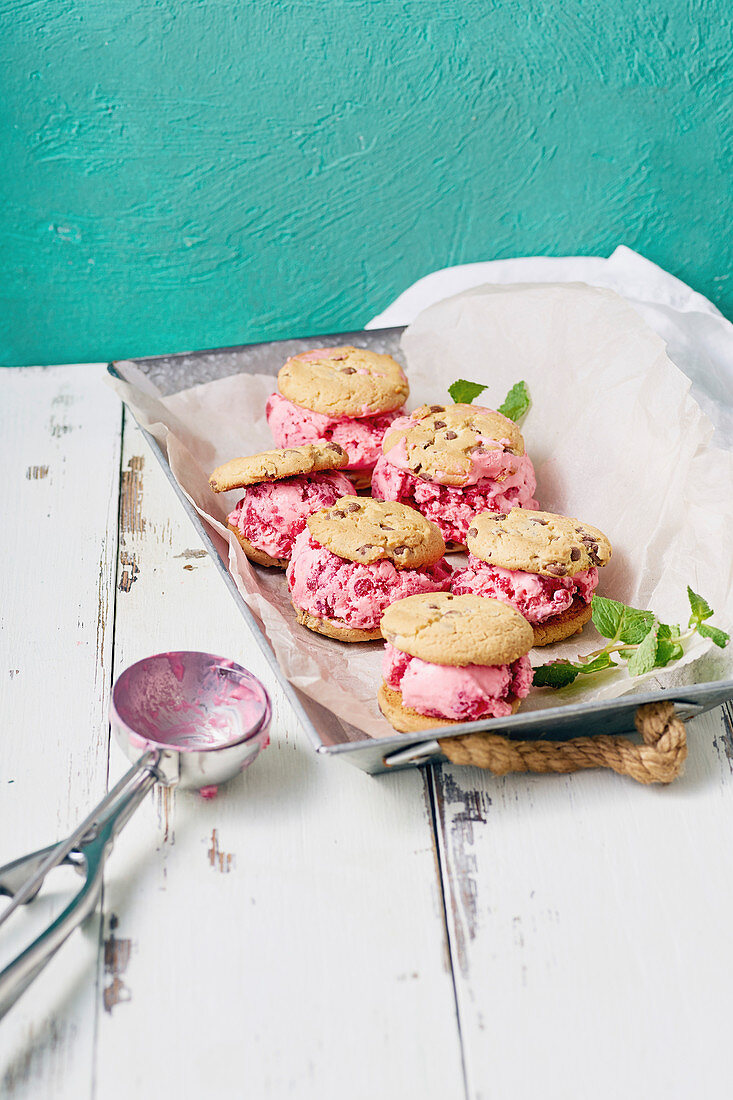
[[383, 642, 533, 721], [286, 530, 452, 632], [372, 448, 538, 546], [266, 392, 399, 475], [228, 471, 353, 561], [452, 557, 598, 624]]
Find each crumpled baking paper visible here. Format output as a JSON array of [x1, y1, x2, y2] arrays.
[[109, 280, 733, 739]]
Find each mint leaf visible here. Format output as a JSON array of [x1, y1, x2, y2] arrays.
[[627, 622, 659, 676], [654, 623, 683, 666], [682, 593, 728, 646], [533, 661, 580, 688], [448, 379, 488, 405], [591, 595, 625, 639], [687, 586, 713, 624], [618, 608, 655, 645], [577, 653, 617, 674], [589, 598, 651, 646], [654, 638, 684, 667], [697, 622, 730, 648], [591, 595, 655, 643], [497, 380, 531, 423]]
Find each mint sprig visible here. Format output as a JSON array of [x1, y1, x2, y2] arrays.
[[447, 378, 531, 422], [533, 588, 729, 688]]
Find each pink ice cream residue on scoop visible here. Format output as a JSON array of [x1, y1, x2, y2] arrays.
[[266, 392, 399, 473], [228, 471, 354, 560], [452, 558, 598, 623], [286, 530, 452, 631], [371, 455, 538, 545], [383, 643, 533, 722]]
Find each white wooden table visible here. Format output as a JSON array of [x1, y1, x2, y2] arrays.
[[2, 363, 733, 1099]]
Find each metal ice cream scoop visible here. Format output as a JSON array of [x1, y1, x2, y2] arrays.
[[0, 651, 271, 1019]]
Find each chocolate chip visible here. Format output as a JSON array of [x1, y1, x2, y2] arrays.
[[332, 510, 345, 518], [527, 517, 548, 524], [340, 367, 357, 374], [393, 545, 409, 554], [471, 445, 487, 454], [589, 549, 601, 566], [467, 527, 478, 537], [414, 463, 422, 474], [328, 443, 345, 454], [379, 523, 394, 530], [570, 547, 581, 561], [433, 420, 446, 429], [444, 431, 457, 439], [357, 544, 375, 553], [495, 513, 507, 520], [546, 563, 567, 576], [346, 502, 361, 512], [429, 405, 444, 413]]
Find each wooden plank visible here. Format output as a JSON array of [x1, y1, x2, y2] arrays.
[[0, 366, 122, 1098], [433, 703, 733, 1100], [94, 417, 465, 1099]]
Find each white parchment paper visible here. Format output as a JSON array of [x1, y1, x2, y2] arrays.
[[110, 281, 733, 739]]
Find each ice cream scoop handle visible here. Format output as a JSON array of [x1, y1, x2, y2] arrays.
[[0, 752, 160, 1019]]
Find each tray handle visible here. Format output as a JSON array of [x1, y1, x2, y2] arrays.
[[437, 701, 687, 785]]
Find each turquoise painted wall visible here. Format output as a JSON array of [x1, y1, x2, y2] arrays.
[[2, 1, 731, 366]]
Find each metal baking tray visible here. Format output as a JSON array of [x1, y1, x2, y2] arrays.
[[109, 329, 733, 774]]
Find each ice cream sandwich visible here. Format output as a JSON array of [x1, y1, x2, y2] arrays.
[[266, 346, 409, 488], [452, 508, 612, 645], [286, 496, 452, 641], [378, 592, 534, 731], [371, 403, 538, 549], [210, 442, 353, 568]]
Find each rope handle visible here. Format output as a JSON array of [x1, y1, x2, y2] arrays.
[[437, 701, 687, 785]]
